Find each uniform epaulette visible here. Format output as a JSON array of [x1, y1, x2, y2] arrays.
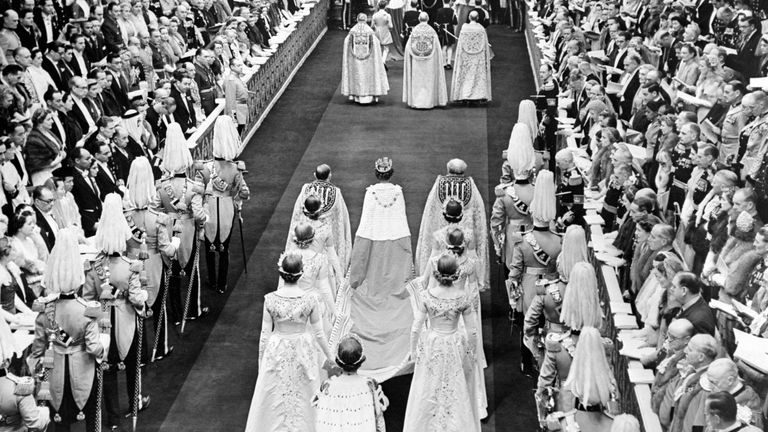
[[80, 298, 103, 319], [31, 293, 59, 312], [188, 179, 205, 193], [568, 172, 583, 186], [535, 278, 556, 295], [154, 211, 169, 225], [7, 374, 35, 396], [494, 183, 510, 197], [545, 332, 564, 352]]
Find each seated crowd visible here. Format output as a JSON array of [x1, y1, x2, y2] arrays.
[[520, 0, 768, 430]]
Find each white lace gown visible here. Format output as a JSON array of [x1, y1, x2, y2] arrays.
[[422, 253, 488, 419], [312, 374, 388, 432], [245, 292, 323, 432], [403, 284, 481, 432]]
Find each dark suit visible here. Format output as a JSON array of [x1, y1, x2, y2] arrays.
[[676, 296, 716, 336], [101, 15, 124, 53], [111, 147, 130, 183], [15, 25, 39, 50], [33, 205, 56, 252], [695, 0, 714, 36], [170, 86, 197, 136], [42, 56, 65, 90], [144, 106, 166, 143], [71, 169, 102, 237], [92, 162, 121, 199], [100, 89, 123, 117], [108, 70, 130, 111], [70, 99, 96, 134], [84, 34, 106, 64], [726, 29, 761, 79], [33, 9, 59, 45], [59, 111, 83, 148], [68, 52, 90, 78]]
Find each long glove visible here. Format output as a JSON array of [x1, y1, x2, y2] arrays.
[[409, 309, 427, 358]]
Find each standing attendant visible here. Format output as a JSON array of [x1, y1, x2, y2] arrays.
[[450, 11, 491, 103], [402, 13, 447, 109], [371, 2, 394, 65], [341, 14, 390, 105], [200, 116, 250, 294], [224, 58, 250, 133]]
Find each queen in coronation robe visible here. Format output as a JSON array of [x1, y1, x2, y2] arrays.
[[403, 12, 448, 109], [341, 13, 390, 105], [334, 157, 415, 380], [416, 158, 489, 291], [450, 12, 492, 103]]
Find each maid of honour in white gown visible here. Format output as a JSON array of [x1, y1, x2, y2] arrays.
[[245, 253, 334, 432], [404, 254, 482, 432]]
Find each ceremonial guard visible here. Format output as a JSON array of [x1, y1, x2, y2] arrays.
[[82, 194, 150, 431], [523, 225, 588, 365], [123, 157, 180, 362], [739, 94, 768, 182], [288, 164, 352, 272], [434, 0, 457, 69], [491, 123, 536, 269], [417, 158, 488, 291], [668, 130, 697, 220], [0, 317, 49, 432], [536, 263, 604, 424], [402, 13, 447, 109], [341, 14, 390, 105], [449, 11, 491, 104], [543, 327, 618, 432], [200, 116, 250, 294], [156, 123, 209, 331], [30, 228, 105, 432], [554, 149, 585, 231], [508, 169, 562, 375]]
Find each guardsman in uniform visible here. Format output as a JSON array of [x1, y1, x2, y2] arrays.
[[600, 164, 631, 232], [417, 158, 489, 290], [0, 318, 49, 432], [507, 170, 562, 375], [156, 123, 209, 329], [543, 327, 618, 432], [536, 263, 604, 421], [524, 225, 589, 365], [681, 144, 716, 233], [123, 157, 180, 362], [82, 195, 150, 431], [668, 123, 698, 222], [491, 123, 536, 269], [403, 0, 421, 45], [199, 117, 251, 294], [193, 49, 219, 117], [738, 92, 768, 182], [287, 163, 351, 273], [554, 149, 585, 232], [29, 229, 105, 432]]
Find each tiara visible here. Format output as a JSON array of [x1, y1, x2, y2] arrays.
[[375, 157, 393, 173], [276, 252, 303, 276], [292, 233, 314, 248]]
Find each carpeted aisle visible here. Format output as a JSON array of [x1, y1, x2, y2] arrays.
[[147, 25, 537, 432]]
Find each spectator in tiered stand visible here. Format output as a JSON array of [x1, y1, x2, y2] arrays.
[[523, 0, 768, 429]]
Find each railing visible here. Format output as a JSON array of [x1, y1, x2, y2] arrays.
[[584, 209, 663, 432], [186, 0, 329, 159]]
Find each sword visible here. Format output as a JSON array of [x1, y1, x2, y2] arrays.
[[239, 209, 247, 275], [132, 314, 143, 432], [180, 237, 200, 335], [151, 268, 171, 362]]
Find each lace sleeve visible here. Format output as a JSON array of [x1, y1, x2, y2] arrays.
[[258, 301, 273, 364]]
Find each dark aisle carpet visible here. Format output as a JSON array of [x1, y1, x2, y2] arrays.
[[136, 25, 536, 432]]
